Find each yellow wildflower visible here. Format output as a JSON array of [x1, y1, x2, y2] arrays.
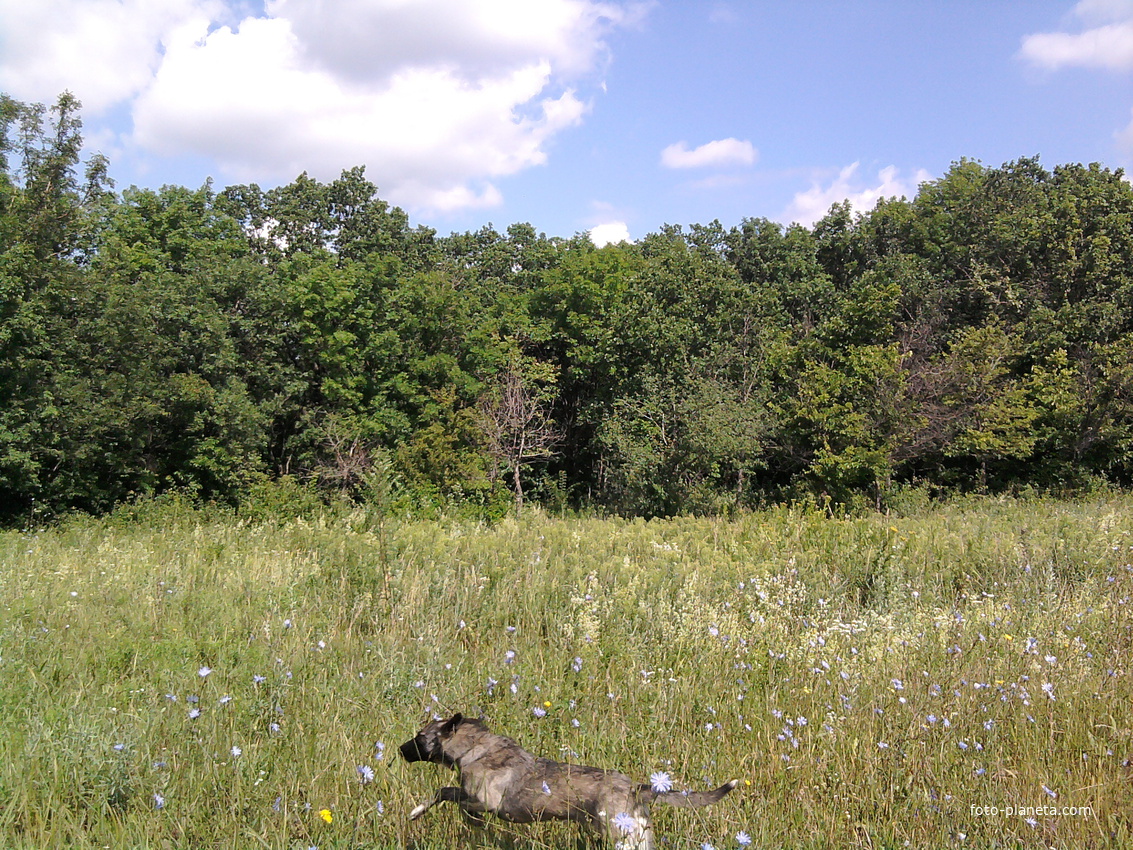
[[318, 808, 333, 824]]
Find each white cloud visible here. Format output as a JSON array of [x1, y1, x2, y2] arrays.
[[783, 162, 929, 227], [1019, 1, 1133, 166], [1073, 0, 1133, 25], [588, 220, 631, 246], [0, 0, 644, 214], [1019, 0, 1133, 70], [0, 0, 219, 112], [1020, 21, 1133, 70], [269, 0, 645, 81], [660, 137, 757, 169]]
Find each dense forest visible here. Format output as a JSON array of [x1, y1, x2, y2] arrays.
[[2, 93, 1132, 524]]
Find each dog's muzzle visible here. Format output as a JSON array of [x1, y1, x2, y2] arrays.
[[399, 737, 427, 763]]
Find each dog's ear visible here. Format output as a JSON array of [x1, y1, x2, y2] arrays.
[[441, 712, 463, 734]]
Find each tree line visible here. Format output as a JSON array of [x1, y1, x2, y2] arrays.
[[2, 93, 1132, 524]]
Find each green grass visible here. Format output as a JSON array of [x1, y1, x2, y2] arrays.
[[1, 495, 1132, 848]]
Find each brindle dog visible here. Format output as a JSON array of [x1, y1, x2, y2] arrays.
[[400, 713, 737, 850]]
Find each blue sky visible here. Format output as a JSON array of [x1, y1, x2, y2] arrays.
[[1, 1, 1130, 243]]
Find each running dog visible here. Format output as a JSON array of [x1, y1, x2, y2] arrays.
[[399, 713, 737, 849]]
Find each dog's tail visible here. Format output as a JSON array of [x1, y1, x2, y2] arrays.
[[643, 780, 738, 808]]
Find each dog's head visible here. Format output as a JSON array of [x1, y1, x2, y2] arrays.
[[399, 713, 466, 766]]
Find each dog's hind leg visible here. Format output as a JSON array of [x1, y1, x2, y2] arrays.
[[409, 786, 468, 820], [599, 811, 653, 850]]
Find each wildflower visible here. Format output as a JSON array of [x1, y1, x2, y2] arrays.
[[219, 695, 232, 705], [737, 831, 752, 846], [891, 679, 904, 691], [533, 706, 546, 718], [505, 650, 517, 664], [253, 674, 266, 684], [542, 781, 552, 795], [877, 741, 889, 749], [612, 812, 636, 834], [113, 743, 125, 752], [198, 666, 212, 678], [357, 765, 374, 784], [153, 792, 165, 809], [702, 844, 717, 850], [572, 656, 583, 672], [544, 700, 552, 709], [1042, 682, 1055, 700], [1042, 784, 1057, 799], [188, 708, 200, 720], [318, 808, 333, 824], [1025, 817, 1038, 827], [270, 722, 281, 734], [231, 745, 242, 758], [376, 799, 384, 815], [375, 741, 385, 759], [651, 771, 673, 793]]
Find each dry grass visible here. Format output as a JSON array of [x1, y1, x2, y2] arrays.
[[1, 494, 1131, 848]]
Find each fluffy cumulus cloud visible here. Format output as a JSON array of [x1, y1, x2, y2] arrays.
[[0, 0, 645, 213], [783, 162, 930, 227], [0, 0, 217, 112], [1020, 0, 1133, 157], [660, 137, 757, 169], [587, 220, 631, 246], [1020, 0, 1133, 70]]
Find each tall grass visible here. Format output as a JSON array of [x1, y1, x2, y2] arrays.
[[1, 495, 1131, 848]]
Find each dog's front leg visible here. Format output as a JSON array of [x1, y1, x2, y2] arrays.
[[409, 786, 469, 820]]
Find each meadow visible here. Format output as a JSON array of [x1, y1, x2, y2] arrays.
[[1, 494, 1131, 849]]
